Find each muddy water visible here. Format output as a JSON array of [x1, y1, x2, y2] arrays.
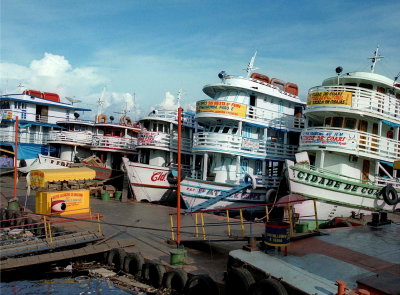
[[0, 277, 134, 295]]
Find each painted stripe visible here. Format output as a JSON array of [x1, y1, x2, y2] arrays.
[[131, 182, 171, 189]]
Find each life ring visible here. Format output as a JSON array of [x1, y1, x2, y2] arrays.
[[184, 274, 219, 295], [120, 116, 132, 126], [266, 189, 277, 202], [123, 252, 144, 277], [107, 248, 127, 271], [162, 268, 188, 292], [380, 185, 399, 206], [96, 113, 108, 123], [226, 267, 255, 295], [244, 173, 257, 190], [167, 171, 186, 185], [249, 278, 288, 295], [142, 261, 166, 287]]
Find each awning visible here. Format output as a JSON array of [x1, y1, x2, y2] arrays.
[[382, 120, 400, 128], [1, 143, 58, 160]]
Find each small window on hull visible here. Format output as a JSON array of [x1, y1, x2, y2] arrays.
[[360, 83, 373, 90], [344, 118, 356, 129], [332, 117, 343, 128]]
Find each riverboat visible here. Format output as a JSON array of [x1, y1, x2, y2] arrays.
[[180, 53, 306, 211], [122, 106, 202, 202], [286, 47, 400, 221]]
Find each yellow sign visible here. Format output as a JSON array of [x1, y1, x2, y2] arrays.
[[196, 100, 247, 118], [30, 167, 96, 188], [307, 91, 352, 106], [35, 189, 90, 215]]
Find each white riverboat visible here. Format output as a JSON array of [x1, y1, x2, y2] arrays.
[[286, 47, 400, 221], [180, 53, 306, 211], [48, 113, 140, 180], [122, 107, 202, 202], [0, 88, 90, 166]]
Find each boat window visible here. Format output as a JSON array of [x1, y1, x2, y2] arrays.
[[232, 127, 238, 134], [250, 95, 256, 107], [388, 89, 394, 95], [345, 83, 357, 87], [396, 93, 400, 99], [332, 117, 343, 128], [377, 86, 386, 94], [243, 126, 252, 138], [324, 117, 332, 127], [114, 129, 121, 137], [240, 159, 249, 173], [359, 83, 373, 90], [214, 126, 221, 133], [222, 126, 230, 133], [158, 123, 164, 132], [344, 118, 356, 129], [0, 101, 10, 109]]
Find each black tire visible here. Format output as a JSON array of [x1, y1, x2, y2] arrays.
[[249, 278, 288, 295], [381, 185, 399, 206], [106, 248, 127, 271], [123, 252, 144, 277], [167, 171, 186, 185], [184, 274, 219, 295], [142, 261, 166, 287], [163, 268, 188, 292], [226, 267, 255, 295]]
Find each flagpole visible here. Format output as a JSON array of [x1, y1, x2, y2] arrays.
[[14, 116, 19, 200], [176, 107, 182, 244]]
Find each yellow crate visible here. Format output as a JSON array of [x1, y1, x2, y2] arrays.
[[394, 161, 400, 170], [30, 167, 96, 188], [35, 189, 90, 215]]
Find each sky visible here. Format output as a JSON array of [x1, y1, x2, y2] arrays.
[[1, 0, 399, 120]]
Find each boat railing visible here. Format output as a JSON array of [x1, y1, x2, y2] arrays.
[[300, 127, 400, 162], [91, 135, 137, 150], [48, 131, 93, 145], [0, 129, 50, 145], [308, 85, 400, 122], [137, 132, 192, 152], [247, 106, 305, 130], [374, 176, 400, 189], [146, 110, 197, 128], [194, 132, 297, 159]]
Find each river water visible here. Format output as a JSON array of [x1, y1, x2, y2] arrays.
[[0, 277, 134, 295]]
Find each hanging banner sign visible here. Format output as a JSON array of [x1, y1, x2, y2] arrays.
[[196, 100, 247, 118], [300, 130, 357, 148], [307, 91, 352, 106], [242, 138, 260, 151], [138, 132, 161, 145]]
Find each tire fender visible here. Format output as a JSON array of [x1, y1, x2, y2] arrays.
[[142, 261, 166, 287], [162, 268, 188, 292], [123, 252, 144, 277], [266, 189, 277, 202], [381, 185, 399, 206], [107, 248, 127, 271], [244, 174, 257, 190], [226, 267, 255, 295], [249, 278, 288, 295], [184, 274, 219, 295], [167, 171, 186, 185]]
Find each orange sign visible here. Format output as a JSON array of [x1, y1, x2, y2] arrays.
[[307, 91, 352, 106], [196, 100, 247, 118]]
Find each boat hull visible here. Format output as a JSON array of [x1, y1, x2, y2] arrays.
[[180, 178, 267, 211], [286, 165, 400, 220], [122, 158, 174, 202]]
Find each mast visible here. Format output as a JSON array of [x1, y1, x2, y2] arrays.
[[96, 87, 106, 121], [368, 46, 384, 73], [245, 51, 259, 77]]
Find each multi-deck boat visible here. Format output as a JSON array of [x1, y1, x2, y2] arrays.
[[0, 89, 90, 166], [286, 47, 400, 221], [180, 53, 306, 211], [122, 107, 202, 202], [48, 113, 140, 180]]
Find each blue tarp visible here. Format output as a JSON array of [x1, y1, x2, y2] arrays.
[[1, 143, 58, 160]]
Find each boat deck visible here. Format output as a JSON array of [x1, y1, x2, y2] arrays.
[[230, 223, 400, 294]]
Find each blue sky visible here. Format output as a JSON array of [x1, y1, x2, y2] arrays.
[[1, 0, 399, 119]]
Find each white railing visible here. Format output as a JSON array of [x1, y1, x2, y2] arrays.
[[193, 132, 298, 159], [299, 127, 400, 161], [196, 100, 305, 131], [48, 131, 93, 145], [146, 110, 197, 128], [308, 85, 400, 122], [0, 130, 50, 145], [137, 132, 192, 152], [91, 135, 137, 151]]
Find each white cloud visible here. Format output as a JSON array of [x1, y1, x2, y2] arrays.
[[156, 91, 178, 110]]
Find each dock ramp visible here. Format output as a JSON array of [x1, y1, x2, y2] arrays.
[[183, 182, 252, 213]]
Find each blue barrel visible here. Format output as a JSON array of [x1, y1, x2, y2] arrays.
[[264, 221, 290, 246]]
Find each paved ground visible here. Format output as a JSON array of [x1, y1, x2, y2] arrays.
[[0, 175, 265, 282]]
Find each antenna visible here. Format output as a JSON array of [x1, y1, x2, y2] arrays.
[[244, 51, 259, 77], [368, 45, 384, 73], [114, 102, 131, 117], [65, 96, 82, 105], [17, 83, 25, 94], [97, 86, 106, 117]]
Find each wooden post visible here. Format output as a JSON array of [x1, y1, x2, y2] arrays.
[[170, 215, 175, 241], [13, 116, 19, 200], [239, 209, 245, 237], [313, 199, 319, 231], [226, 209, 231, 237]]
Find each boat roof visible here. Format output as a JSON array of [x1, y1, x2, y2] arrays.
[[0, 94, 91, 111], [323, 71, 399, 89]]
